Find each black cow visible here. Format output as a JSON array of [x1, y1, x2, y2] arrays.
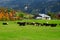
[[17, 22, 26, 26], [3, 22, 8, 25], [43, 23, 50, 26], [26, 22, 30, 25], [50, 24, 57, 27]]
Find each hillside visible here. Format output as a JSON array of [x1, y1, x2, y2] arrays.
[[0, 0, 60, 13]]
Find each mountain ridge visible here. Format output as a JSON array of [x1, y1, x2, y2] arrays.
[[0, 0, 60, 13]]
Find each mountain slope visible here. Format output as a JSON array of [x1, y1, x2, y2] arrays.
[[0, 0, 60, 13]]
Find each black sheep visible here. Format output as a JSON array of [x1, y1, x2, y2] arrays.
[[3, 22, 8, 25]]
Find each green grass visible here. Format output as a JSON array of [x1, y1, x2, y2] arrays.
[[0, 20, 60, 40]]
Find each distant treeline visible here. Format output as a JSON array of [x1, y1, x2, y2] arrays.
[[0, 7, 60, 21]]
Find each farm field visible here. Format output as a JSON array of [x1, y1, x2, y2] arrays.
[[0, 20, 60, 40]]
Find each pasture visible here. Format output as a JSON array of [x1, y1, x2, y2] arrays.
[[0, 20, 60, 40]]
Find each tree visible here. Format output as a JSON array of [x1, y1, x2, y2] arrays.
[[16, 11, 25, 20], [47, 11, 56, 19]]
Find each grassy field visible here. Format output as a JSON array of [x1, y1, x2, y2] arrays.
[[0, 20, 60, 40]]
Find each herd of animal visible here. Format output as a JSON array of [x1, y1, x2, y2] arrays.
[[17, 22, 57, 27], [2, 22, 58, 27]]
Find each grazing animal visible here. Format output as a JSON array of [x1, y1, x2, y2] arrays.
[[17, 22, 26, 26], [17, 22, 57, 27], [35, 23, 41, 26], [43, 23, 50, 26], [29, 22, 36, 25], [26, 22, 30, 25], [3, 22, 8, 25], [50, 24, 57, 27]]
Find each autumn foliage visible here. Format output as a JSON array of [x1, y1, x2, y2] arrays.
[[0, 8, 18, 21]]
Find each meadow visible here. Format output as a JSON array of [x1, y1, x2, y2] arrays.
[[0, 19, 60, 40]]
